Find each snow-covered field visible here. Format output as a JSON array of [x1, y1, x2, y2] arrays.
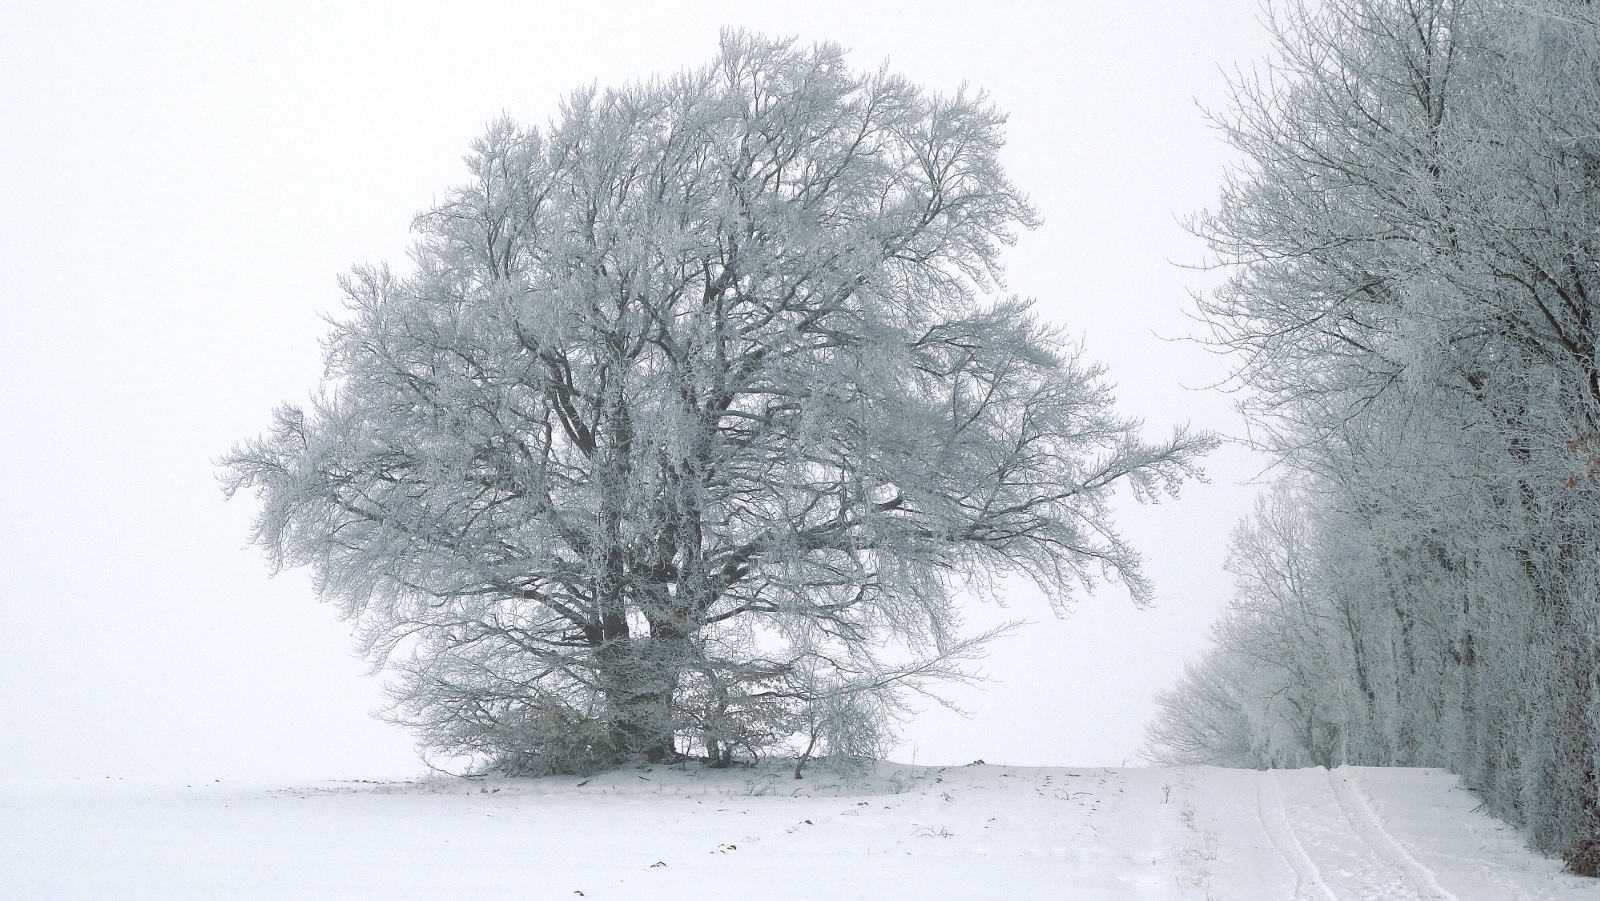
[[2, 763, 1591, 900]]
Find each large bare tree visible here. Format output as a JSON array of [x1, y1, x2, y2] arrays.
[[225, 32, 1212, 774]]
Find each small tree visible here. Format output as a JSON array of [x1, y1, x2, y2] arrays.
[[225, 32, 1212, 773]]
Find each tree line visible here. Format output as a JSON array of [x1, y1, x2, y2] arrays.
[[1146, 0, 1600, 874]]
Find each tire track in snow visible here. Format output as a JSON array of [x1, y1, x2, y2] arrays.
[[1255, 769, 1338, 901], [1326, 766, 1460, 901]]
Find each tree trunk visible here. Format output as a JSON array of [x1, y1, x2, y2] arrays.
[[596, 632, 691, 763]]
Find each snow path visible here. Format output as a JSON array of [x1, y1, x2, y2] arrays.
[[1, 766, 1592, 900], [1256, 769, 1338, 901], [1271, 766, 1431, 899], [1327, 766, 1459, 901]]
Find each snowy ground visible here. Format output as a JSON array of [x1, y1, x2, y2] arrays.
[[2, 763, 1592, 900]]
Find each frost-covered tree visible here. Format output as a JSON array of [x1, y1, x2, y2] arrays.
[[1148, 483, 1352, 770], [224, 32, 1212, 775]]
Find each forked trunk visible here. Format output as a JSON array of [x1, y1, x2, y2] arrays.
[[596, 634, 691, 763]]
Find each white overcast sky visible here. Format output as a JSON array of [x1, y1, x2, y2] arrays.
[[1, 0, 1277, 779]]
